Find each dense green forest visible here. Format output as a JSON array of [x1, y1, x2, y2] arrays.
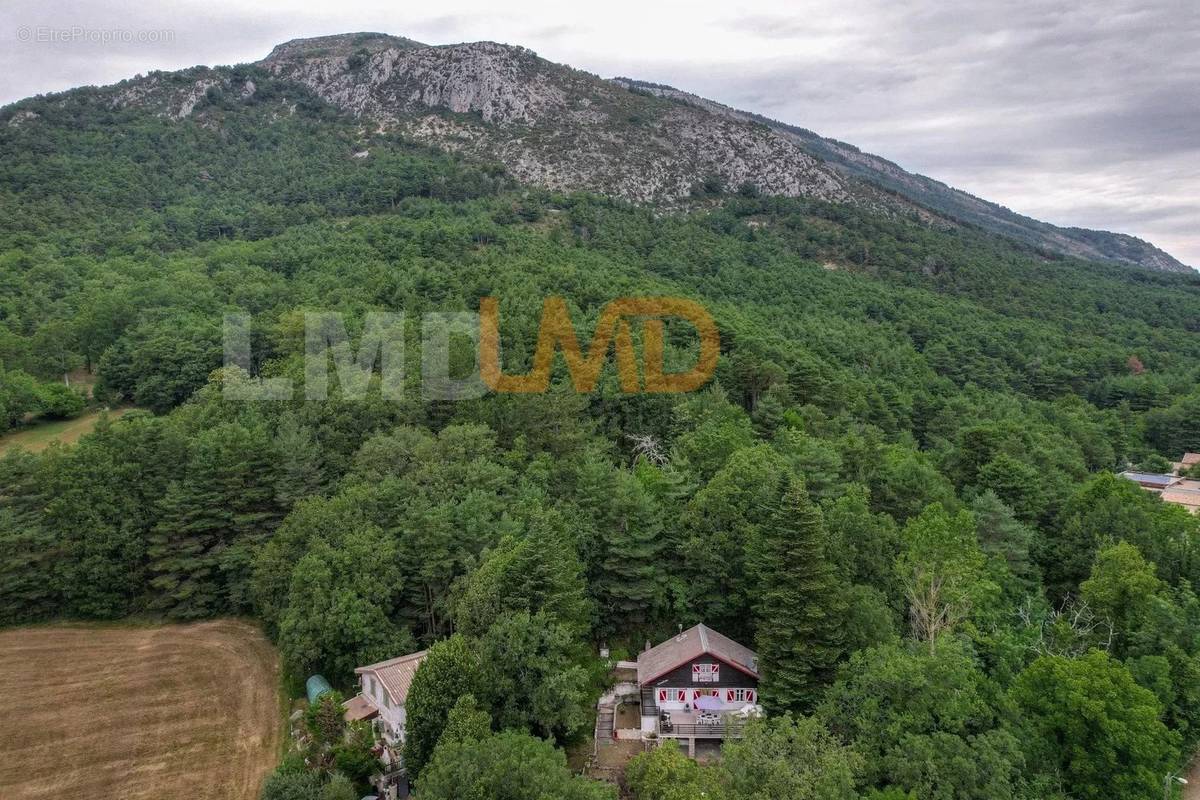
[[4, 66, 1200, 800]]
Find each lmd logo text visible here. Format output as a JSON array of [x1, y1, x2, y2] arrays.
[[223, 296, 719, 402]]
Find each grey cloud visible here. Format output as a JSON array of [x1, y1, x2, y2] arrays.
[[400, 15, 473, 42], [2, 0, 305, 100], [722, 14, 857, 40], [522, 24, 579, 40]]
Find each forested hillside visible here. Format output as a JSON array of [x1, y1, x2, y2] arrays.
[[4, 55, 1200, 800]]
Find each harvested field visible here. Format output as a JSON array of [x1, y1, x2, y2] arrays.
[[0, 619, 282, 800], [0, 407, 137, 454]]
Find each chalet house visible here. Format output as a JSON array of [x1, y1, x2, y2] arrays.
[[637, 624, 760, 756], [345, 650, 427, 746]]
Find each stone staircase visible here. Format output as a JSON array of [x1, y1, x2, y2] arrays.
[[595, 705, 615, 747]]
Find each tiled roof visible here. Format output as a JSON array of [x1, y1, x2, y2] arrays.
[[637, 624, 758, 685], [1161, 488, 1200, 510], [355, 650, 427, 706]]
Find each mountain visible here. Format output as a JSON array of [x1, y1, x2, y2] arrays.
[[255, 32, 1188, 273], [9, 27, 1200, 800], [2, 30, 1188, 272]]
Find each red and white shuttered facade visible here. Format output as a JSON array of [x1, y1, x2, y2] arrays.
[[655, 686, 757, 708], [646, 653, 758, 712]]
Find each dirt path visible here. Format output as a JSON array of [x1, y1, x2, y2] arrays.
[[0, 619, 282, 800], [1185, 757, 1200, 800]]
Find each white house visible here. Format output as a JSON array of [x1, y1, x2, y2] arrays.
[[347, 650, 427, 745]]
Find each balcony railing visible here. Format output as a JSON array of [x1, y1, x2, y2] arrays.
[[657, 720, 746, 738]]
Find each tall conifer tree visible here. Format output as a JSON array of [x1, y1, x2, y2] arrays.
[[755, 476, 847, 715], [593, 469, 666, 632]]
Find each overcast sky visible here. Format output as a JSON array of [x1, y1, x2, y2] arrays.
[[4, 0, 1197, 266]]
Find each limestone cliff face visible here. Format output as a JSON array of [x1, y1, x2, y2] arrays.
[[109, 70, 226, 120], [267, 39, 565, 125], [259, 35, 859, 206]]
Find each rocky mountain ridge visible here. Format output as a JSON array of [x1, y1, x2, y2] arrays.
[[610, 78, 1190, 272], [3, 30, 1188, 272], [256, 32, 1188, 272]]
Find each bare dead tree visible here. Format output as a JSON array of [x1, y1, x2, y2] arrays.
[[1018, 595, 1113, 657], [903, 567, 972, 654], [625, 433, 667, 466]]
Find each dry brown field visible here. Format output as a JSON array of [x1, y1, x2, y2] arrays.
[[0, 619, 282, 800]]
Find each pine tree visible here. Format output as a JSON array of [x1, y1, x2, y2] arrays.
[[0, 451, 57, 624], [751, 382, 791, 439], [969, 490, 1038, 589], [594, 469, 666, 632], [754, 476, 847, 715], [148, 423, 281, 617], [453, 507, 593, 638], [273, 411, 326, 510]]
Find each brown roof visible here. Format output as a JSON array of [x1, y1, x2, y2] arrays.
[[342, 693, 380, 722], [1161, 488, 1200, 511], [355, 650, 427, 706], [637, 624, 758, 685]]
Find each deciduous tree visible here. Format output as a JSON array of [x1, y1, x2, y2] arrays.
[[403, 634, 483, 780], [895, 504, 988, 651], [417, 731, 615, 800], [1013, 651, 1180, 800], [477, 610, 590, 740], [722, 715, 861, 800]]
